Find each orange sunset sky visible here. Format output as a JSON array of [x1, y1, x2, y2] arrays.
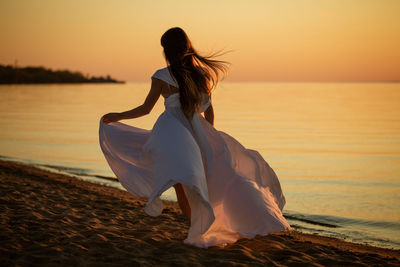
[[1, 0, 399, 82]]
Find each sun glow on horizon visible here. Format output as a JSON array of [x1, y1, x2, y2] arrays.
[[0, 0, 399, 82]]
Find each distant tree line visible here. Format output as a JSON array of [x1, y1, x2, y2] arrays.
[[0, 65, 124, 84]]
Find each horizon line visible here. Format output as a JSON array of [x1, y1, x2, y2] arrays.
[[124, 79, 400, 84]]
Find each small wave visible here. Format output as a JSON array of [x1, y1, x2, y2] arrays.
[[284, 213, 338, 228], [39, 164, 117, 181], [284, 211, 400, 231]]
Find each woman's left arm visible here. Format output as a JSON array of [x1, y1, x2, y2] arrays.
[[103, 77, 162, 124]]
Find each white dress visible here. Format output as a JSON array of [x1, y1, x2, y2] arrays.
[[99, 67, 291, 248]]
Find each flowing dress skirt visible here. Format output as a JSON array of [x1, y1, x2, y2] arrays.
[[99, 94, 291, 248]]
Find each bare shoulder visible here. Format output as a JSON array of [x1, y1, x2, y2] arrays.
[[151, 76, 164, 85], [150, 77, 167, 93]]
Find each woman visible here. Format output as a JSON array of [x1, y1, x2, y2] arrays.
[[100, 27, 291, 248]]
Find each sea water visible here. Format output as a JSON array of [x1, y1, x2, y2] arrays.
[[0, 82, 399, 249]]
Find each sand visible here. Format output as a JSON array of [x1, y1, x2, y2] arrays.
[[1, 159, 399, 266]]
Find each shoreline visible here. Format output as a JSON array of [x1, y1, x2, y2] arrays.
[[4, 155, 398, 250], [1, 159, 399, 266]]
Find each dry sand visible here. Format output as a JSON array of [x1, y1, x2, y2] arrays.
[[1, 159, 399, 266]]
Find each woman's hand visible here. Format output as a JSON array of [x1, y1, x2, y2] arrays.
[[102, 112, 121, 124]]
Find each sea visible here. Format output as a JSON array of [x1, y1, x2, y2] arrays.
[[0, 82, 399, 249]]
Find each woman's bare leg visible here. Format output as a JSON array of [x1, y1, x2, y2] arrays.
[[173, 183, 191, 221]]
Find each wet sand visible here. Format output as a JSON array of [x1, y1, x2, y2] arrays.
[[1, 159, 399, 266]]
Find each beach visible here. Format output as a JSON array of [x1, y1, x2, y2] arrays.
[[1, 159, 399, 266]]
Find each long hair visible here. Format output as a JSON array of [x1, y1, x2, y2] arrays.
[[161, 27, 229, 120]]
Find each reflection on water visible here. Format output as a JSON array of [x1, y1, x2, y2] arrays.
[[0, 82, 399, 248]]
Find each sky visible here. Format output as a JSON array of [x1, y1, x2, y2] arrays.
[[0, 0, 399, 82]]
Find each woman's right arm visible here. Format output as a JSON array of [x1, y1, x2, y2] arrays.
[[103, 77, 162, 124], [204, 104, 214, 126]]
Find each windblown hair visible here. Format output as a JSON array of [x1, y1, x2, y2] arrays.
[[161, 27, 229, 120]]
